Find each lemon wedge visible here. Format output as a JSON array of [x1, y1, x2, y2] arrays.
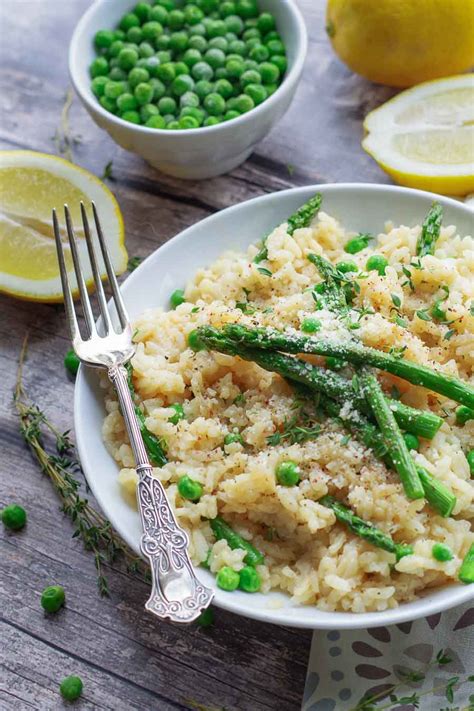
[[362, 75, 474, 196], [0, 151, 127, 302]]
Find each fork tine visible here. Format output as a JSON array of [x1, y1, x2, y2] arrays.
[[78, 203, 113, 335], [90, 201, 129, 330], [52, 209, 80, 343], [64, 205, 95, 339]]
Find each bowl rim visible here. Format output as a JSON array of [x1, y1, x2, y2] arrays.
[[75, 183, 474, 629], [69, 0, 308, 137]]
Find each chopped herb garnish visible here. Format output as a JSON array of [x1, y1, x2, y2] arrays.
[[391, 293, 402, 308], [100, 160, 114, 181], [257, 267, 272, 277], [127, 256, 142, 272], [416, 309, 432, 322]]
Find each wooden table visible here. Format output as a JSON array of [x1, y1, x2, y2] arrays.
[[0, 2, 395, 709]]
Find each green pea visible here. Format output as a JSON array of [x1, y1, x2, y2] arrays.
[[180, 105, 205, 124], [189, 22, 206, 36], [203, 116, 220, 126], [138, 41, 155, 58], [223, 109, 240, 121], [170, 288, 185, 308], [245, 37, 261, 51], [216, 566, 240, 591], [226, 57, 245, 77], [104, 81, 126, 100], [187, 329, 205, 351], [100, 95, 116, 112], [41, 585, 66, 613], [94, 29, 115, 49], [109, 67, 128, 81], [431, 300, 447, 321], [224, 432, 244, 446], [168, 403, 186, 425], [169, 30, 188, 53], [301, 317, 322, 334], [150, 78, 166, 100], [166, 120, 181, 130], [264, 31, 280, 42], [204, 92, 226, 115], [119, 13, 140, 32], [208, 36, 228, 51], [185, 4, 204, 25], [344, 235, 371, 254], [234, 93, 254, 113], [326, 356, 346, 370], [225, 31, 238, 43], [188, 35, 208, 52], [134, 82, 154, 105], [192, 61, 214, 81], [205, 48, 226, 69], [64, 349, 80, 375], [220, 2, 237, 18], [59, 676, 83, 702], [158, 0, 176, 10], [236, 0, 259, 20], [179, 115, 200, 129], [200, 0, 219, 12], [238, 565, 261, 592], [403, 432, 420, 451], [240, 69, 261, 86], [156, 50, 172, 64], [249, 44, 269, 62], [145, 114, 166, 128], [140, 103, 159, 122], [1, 504, 27, 531], [168, 8, 185, 30], [276, 460, 300, 486], [243, 83, 266, 105], [90, 56, 109, 78], [156, 33, 171, 50], [91, 75, 108, 97], [134, 2, 151, 22], [242, 27, 261, 41], [121, 110, 141, 124], [196, 607, 214, 627], [214, 78, 233, 98], [149, 5, 168, 24], [336, 260, 358, 273], [156, 62, 176, 83], [113, 29, 126, 41], [215, 67, 229, 80], [128, 67, 150, 88], [257, 12, 275, 35], [456, 406, 474, 425], [172, 74, 195, 96], [432, 543, 454, 562], [177, 474, 203, 501], [207, 19, 226, 38], [225, 14, 245, 35], [174, 61, 190, 77], [180, 91, 200, 108], [466, 449, 474, 476], [259, 60, 279, 84], [270, 54, 287, 75], [108, 39, 125, 58], [195, 79, 214, 100], [366, 254, 388, 276], [118, 47, 138, 71], [158, 96, 177, 114], [266, 39, 286, 55], [183, 48, 202, 68], [228, 39, 247, 56], [244, 58, 259, 71], [127, 26, 143, 44]]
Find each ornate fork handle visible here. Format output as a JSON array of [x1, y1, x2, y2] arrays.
[[109, 364, 214, 623]]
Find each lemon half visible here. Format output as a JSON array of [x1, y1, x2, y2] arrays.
[[0, 151, 127, 302], [362, 75, 474, 196]]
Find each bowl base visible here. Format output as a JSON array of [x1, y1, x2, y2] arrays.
[[144, 147, 255, 180]]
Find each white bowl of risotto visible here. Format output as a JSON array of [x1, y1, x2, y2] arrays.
[[75, 184, 474, 629]]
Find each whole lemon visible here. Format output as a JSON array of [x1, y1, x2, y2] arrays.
[[326, 0, 474, 87]]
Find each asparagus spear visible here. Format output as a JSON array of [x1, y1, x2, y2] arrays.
[[210, 516, 264, 566], [316, 392, 455, 516], [218, 324, 474, 410], [416, 202, 443, 257], [194, 327, 442, 439], [319, 495, 413, 561], [458, 543, 474, 584], [287, 194, 322, 236], [126, 363, 167, 468], [307, 253, 350, 311], [360, 372, 424, 499]]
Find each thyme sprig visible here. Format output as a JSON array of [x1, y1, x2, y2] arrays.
[[53, 88, 81, 163], [14, 337, 150, 596]]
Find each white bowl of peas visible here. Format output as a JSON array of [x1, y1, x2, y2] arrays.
[[69, 0, 308, 179]]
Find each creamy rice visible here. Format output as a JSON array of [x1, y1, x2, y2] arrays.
[[103, 209, 474, 612]]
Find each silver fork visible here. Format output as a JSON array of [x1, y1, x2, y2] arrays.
[[53, 202, 214, 623]]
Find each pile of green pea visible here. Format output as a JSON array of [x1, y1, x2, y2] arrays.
[[89, 0, 287, 130]]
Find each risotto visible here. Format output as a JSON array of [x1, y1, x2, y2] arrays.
[[102, 200, 474, 612]]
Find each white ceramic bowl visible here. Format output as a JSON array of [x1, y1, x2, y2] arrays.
[[75, 184, 474, 629], [69, 0, 307, 179]]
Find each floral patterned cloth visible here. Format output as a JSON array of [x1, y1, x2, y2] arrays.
[[303, 602, 474, 710]]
